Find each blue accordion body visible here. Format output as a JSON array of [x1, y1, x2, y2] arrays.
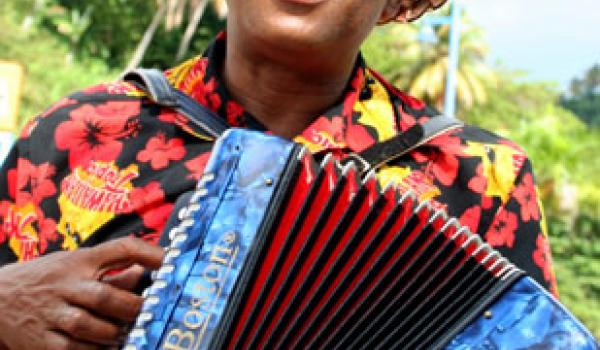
[[124, 129, 598, 350], [447, 277, 597, 350]]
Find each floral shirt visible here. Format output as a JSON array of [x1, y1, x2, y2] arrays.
[[0, 33, 557, 294]]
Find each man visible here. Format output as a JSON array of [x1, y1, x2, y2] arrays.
[[0, 0, 556, 348]]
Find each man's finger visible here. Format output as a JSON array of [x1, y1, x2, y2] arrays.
[[51, 305, 122, 346], [101, 264, 145, 291], [44, 331, 102, 350], [63, 280, 144, 322], [84, 237, 164, 272]]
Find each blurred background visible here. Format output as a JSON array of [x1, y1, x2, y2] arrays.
[[0, 0, 598, 337]]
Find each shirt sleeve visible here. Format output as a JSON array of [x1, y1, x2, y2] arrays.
[[0, 103, 70, 265], [0, 126, 31, 265], [484, 157, 558, 296]]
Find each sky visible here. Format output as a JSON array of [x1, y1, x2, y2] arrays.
[[463, 0, 600, 90]]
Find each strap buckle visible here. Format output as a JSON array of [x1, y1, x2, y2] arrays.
[[342, 153, 372, 176]]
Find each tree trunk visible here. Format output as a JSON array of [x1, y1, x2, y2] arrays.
[[175, 0, 209, 62], [123, 0, 168, 74], [21, 0, 46, 33]]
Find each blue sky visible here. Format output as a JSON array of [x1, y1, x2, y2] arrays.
[[463, 0, 600, 90]]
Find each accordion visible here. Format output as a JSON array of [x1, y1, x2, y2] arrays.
[[124, 129, 598, 350]]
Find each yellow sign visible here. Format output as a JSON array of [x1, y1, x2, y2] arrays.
[[0, 61, 24, 131]]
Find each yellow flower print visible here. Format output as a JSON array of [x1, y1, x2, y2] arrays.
[[355, 74, 396, 142], [463, 141, 523, 204], [377, 166, 412, 188]]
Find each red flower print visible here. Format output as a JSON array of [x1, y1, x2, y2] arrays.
[[485, 209, 518, 248], [428, 152, 459, 187], [7, 159, 57, 205], [468, 164, 493, 209], [173, 57, 208, 90], [189, 76, 222, 112], [0, 204, 57, 259], [468, 165, 486, 193], [140, 202, 174, 233], [341, 69, 364, 119], [226, 101, 245, 126], [55, 101, 140, 169], [158, 109, 188, 126], [130, 181, 165, 212], [0, 201, 11, 244], [130, 181, 173, 233], [137, 134, 186, 170], [459, 206, 481, 233], [396, 106, 418, 133], [346, 122, 377, 151], [396, 89, 426, 110], [185, 153, 211, 180], [413, 132, 463, 186], [512, 173, 540, 222], [533, 234, 558, 296], [36, 208, 58, 254]]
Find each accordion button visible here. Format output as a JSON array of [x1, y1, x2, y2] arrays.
[[178, 207, 188, 220], [484, 310, 493, 319]]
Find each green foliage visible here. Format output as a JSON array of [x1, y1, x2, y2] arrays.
[[0, 1, 118, 127], [139, 8, 225, 69], [13, 0, 225, 68], [362, 24, 422, 90], [363, 13, 495, 111], [1, 0, 225, 127], [560, 64, 600, 127], [550, 214, 600, 338]]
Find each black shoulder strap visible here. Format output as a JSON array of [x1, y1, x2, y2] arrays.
[[123, 69, 461, 175], [122, 68, 229, 138], [343, 114, 463, 176]]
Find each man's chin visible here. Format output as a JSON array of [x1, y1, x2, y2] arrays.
[[253, 19, 336, 53]]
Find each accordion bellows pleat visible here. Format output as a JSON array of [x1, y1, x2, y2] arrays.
[[124, 129, 599, 350]]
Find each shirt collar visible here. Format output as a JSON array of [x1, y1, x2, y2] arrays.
[[166, 32, 416, 154]]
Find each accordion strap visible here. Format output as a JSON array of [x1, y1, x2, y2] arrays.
[[122, 68, 462, 177], [122, 68, 229, 138], [343, 115, 464, 176]]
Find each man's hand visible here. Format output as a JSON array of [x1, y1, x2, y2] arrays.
[[0, 237, 163, 350]]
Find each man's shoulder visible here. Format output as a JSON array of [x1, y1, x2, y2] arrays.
[[64, 80, 148, 103], [437, 122, 532, 187], [16, 80, 155, 144], [453, 123, 525, 150], [366, 68, 529, 163], [36, 81, 148, 119]]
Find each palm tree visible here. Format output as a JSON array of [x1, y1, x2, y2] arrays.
[[407, 12, 496, 112], [364, 11, 495, 114]]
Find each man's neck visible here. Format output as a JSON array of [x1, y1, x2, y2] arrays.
[[223, 33, 360, 139]]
